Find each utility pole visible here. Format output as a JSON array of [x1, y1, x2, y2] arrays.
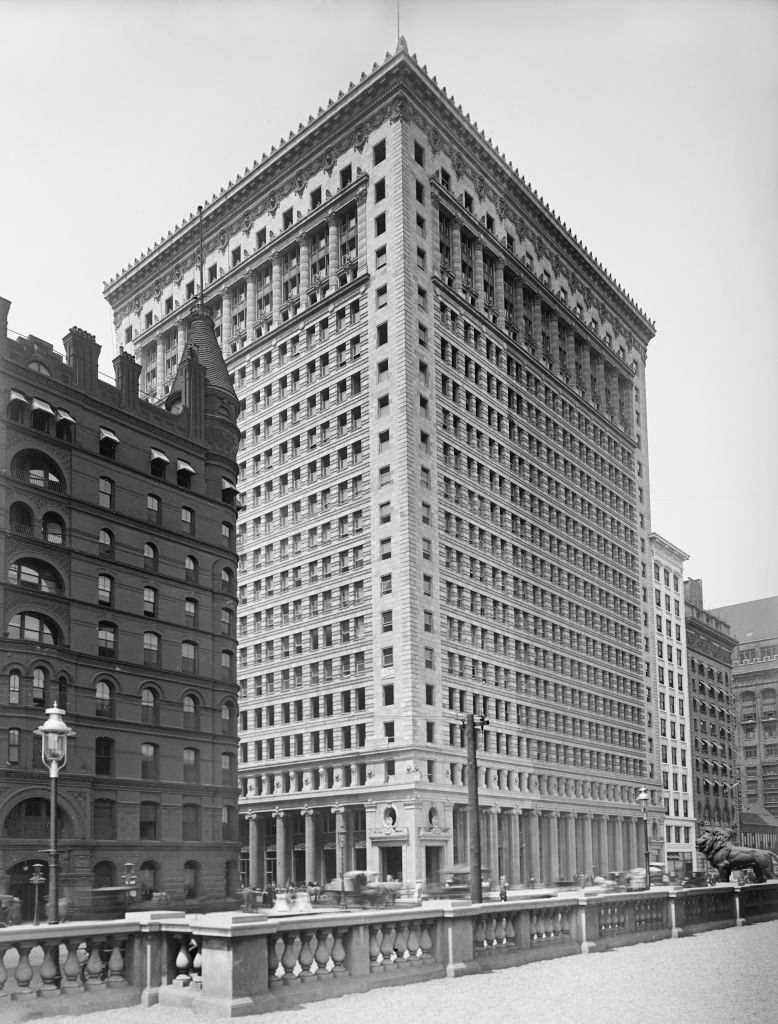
[[464, 713, 488, 903]]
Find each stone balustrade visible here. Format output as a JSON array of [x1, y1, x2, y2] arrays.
[[0, 885, 776, 1018]]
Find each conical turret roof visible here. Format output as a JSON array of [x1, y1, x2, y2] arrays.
[[166, 304, 237, 408]]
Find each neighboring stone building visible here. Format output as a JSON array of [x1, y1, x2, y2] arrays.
[[712, 596, 778, 818], [649, 534, 694, 878], [684, 580, 738, 851], [0, 294, 241, 917], [103, 40, 659, 889]]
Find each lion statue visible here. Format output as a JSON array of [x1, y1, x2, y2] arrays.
[[695, 826, 775, 883]]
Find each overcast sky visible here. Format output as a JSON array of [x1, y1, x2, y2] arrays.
[[1, 0, 776, 609]]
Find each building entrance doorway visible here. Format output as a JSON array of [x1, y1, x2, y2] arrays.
[[379, 845, 403, 883], [424, 846, 441, 885]]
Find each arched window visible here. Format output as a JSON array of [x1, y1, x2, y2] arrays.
[[183, 859, 201, 897], [43, 512, 65, 545], [93, 800, 117, 840], [8, 558, 62, 594], [9, 669, 21, 705], [143, 632, 160, 667], [139, 805, 159, 842], [144, 542, 158, 571], [181, 641, 197, 674], [98, 477, 114, 509], [181, 506, 194, 534], [93, 859, 117, 887], [147, 494, 161, 523], [99, 528, 115, 559], [184, 556, 198, 582], [8, 612, 59, 645], [183, 747, 199, 783], [97, 623, 117, 659], [95, 679, 114, 717], [28, 360, 51, 376], [143, 587, 157, 617], [184, 598, 198, 627], [220, 701, 236, 735], [141, 742, 159, 780], [11, 450, 64, 492], [98, 574, 113, 606], [141, 686, 159, 725], [221, 567, 234, 593], [32, 667, 46, 707], [95, 737, 114, 775], [9, 501, 33, 537], [139, 860, 160, 898], [183, 694, 200, 729]]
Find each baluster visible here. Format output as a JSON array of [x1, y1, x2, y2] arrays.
[[281, 931, 301, 986], [494, 915, 506, 946], [0, 943, 8, 995], [419, 920, 433, 962], [106, 936, 127, 988], [298, 930, 316, 982], [473, 915, 486, 948], [60, 939, 84, 994], [485, 914, 497, 947], [530, 910, 539, 942], [505, 913, 516, 946], [39, 940, 60, 995], [330, 928, 347, 978], [172, 935, 192, 987], [84, 938, 106, 990], [394, 921, 409, 966], [268, 935, 284, 990], [314, 929, 333, 981], [379, 923, 396, 968], [190, 938, 203, 992], [369, 925, 383, 973], [406, 920, 421, 964], [13, 942, 35, 999]]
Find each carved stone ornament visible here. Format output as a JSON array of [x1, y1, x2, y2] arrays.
[[389, 96, 408, 123], [352, 126, 366, 152], [429, 128, 441, 155], [517, 218, 527, 242], [267, 191, 279, 216], [173, 265, 182, 285], [323, 149, 336, 173], [153, 281, 162, 300], [453, 152, 464, 178], [475, 174, 485, 200], [242, 214, 252, 235]]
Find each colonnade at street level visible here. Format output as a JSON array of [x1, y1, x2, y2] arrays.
[[242, 800, 649, 891]]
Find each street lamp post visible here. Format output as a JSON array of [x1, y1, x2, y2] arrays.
[[30, 863, 46, 926], [637, 786, 650, 891], [463, 713, 488, 904], [33, 703, 75, 925], [336, 830, 346, 907]]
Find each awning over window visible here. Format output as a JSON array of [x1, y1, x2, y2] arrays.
[[177, 459, 196, 474], [56, 409, 75, 424], [150, 448, 170, 463], [32, 398, 54, 415], [100, 427, 120, 444], [10, 389, 28, 404], [222, 477, 238, 492]]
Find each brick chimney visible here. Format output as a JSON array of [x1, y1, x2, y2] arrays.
[[63, 326, 100, 391], [113, 348, 142, 410]]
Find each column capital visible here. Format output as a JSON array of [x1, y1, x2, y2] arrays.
[[430, 190, 440, 209], [242, 809, 259, 821], [301, 806, 315, 818], [475, 237, 484, 252], [271, 808, 284, 820], [330, 803, 346, 816], [296, 230, 309, 246], [484, 806, 500, 817], [356, 186, 368, 205]]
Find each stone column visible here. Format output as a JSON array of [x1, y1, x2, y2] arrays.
[[451, 218, 462, 291], [176, 318, 187, 362], [595, 356, 607, 409], [273, 809, 287, 887], [528, 809, 541, 885], [271, 252, 281, 328], [302, 807, 317, 884], [549, 314, 561, 369], [430, 191, 441, 271], [580, 342, 592, 397], [565, 812, 577, 879], [155, 336, 164, 398], [530, 294, 542, 353], [247, 812, 260, 888], [582, 814, 594, 877], [614, 815, 625, 871], [507, 808, 522, 885], [620, 373, 635, 432], [548, 811, 560, 884], [356, 188, 368, 277], [564, 325, 576, 380], [245, 269, 256, 338], [220, 291, 232, 349], [298, 233, 310, 310], [327, 213, 339, 292], [495, 257, 505, 329], [332, 802, 346, 883], [487, 807, 500, 884], [597, 816, 609, 875], [474, 238, 484, 312]]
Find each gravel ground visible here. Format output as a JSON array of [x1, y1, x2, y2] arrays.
[[16, 922, 778, 1024]]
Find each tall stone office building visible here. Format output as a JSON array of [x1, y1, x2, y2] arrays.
[[0, 295, 241, 916], [104, 41, 658, 888]]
